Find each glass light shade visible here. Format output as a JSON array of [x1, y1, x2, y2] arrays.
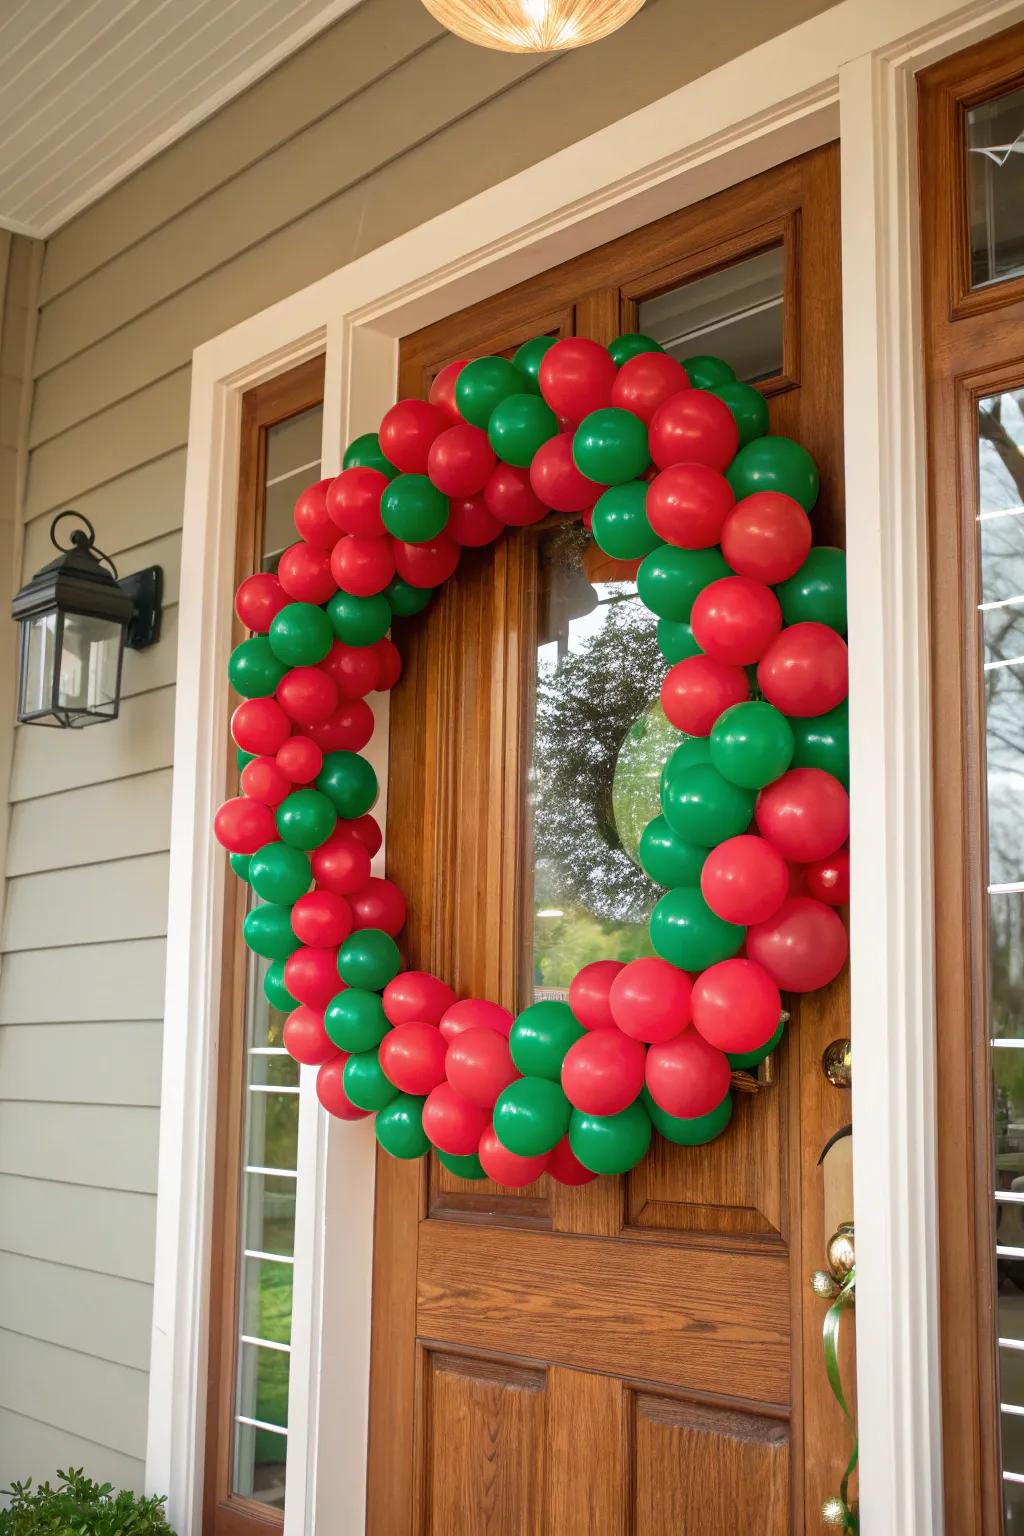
[[418, 0, 647, 52], [17, 607, 125, 727]]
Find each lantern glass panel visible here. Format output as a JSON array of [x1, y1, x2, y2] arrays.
[[57, 610, 123, 722], [19, 611, 58, 719]]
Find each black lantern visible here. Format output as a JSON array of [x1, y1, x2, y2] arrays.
[[11, 511, 162, 728]]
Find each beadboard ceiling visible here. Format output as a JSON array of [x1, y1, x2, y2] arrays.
[[0, 0, 363, 238]]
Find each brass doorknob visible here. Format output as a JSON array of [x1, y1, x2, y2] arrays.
[[822, 1038, 852, 1088]]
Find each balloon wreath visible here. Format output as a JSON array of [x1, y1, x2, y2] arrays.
[[215, 334, 849, 1187]]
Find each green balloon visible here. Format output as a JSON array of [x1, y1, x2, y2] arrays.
[[327, 589, 392, 647], [455, 355, 525, 428], [569, 1101, 652, 1174], [343, 1049, 399, 1112], [493, 1077, 571, 1156], [381, 474, 449, 543], [727, 435, 819, 511], [573, 408, 649, 485], [228, 636, 288, 698], [512, 335, 557, 393], [249, 842, 312, 904], [638, 815, 707, 888], [509, 1001, 585, 1079], [386, 577, 434, 617], [338, 928, 401, 990], [684, 355, 736, 390], [264, 959, 297, 1012], [728, 1015, 786, 1070], [268, 602, 333, 667], [790, 701, 849, 787], [487, 393, 558, 466], [709, 701, 794, 790], [776, 546, 847, 632], [662, 762, 755, 846], [649, 886, 745, 970], [375, 1093, 430, 1159], [236, 748, 255, 772], [661, 735, 711, 792], [657, 617, 702, 665], [316, 750, 378, 818], [276, 789, 337, 850], [343, 432, 397, 480], [243, 903, 300, 962], [325, 988, 390, 1053], [711, 381, 770, 447], [591, 481, 662, 559], [437, 1149, 488, 1180], [637, 545, 730, 622], [230, 853, 252, 882], [644, 1086, 733, 1145], [609, 333, 664, 366]]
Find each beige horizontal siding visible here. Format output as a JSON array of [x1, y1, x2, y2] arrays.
[[0, 1252, 152, 1371], [0, 1330, 148, 1460], [3, 856, 169, 950], [0, 1176, 156, 1283], [7, 770, 172, 874], [0, 939, 166, 1023], [0, 1407, 144, 1498], [10, 686, 175, 802], [0, 1023, 162, 1105], [20, 449, 185, 573], [0, 1103, 159, 1194]]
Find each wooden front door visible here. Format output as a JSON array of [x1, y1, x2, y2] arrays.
[[369, 145, 849, 1535]]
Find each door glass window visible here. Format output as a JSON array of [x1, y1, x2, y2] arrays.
[[638, 246, 784, 382], [967, 87, 1024, 289]]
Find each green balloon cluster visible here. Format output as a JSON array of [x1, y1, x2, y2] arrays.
[[591, 481, 661, 560], [512, 335, 556, 392], [573, 408, 650, 485], [569, 1101, 652, 1174], [269, 603, 333, 666], [488, 393, 558, 466], [709, 702, 794, 790], [328, 589, 391, 647], [244, 904, 299, 962], [493, 1077, 570, 1156], [343, 432, 398, 479], [317, 750, 378, 818], [277, 789, 336, 850], [727, 1016, 787, 1071], [509, 1001, 584, 1079], [776, 545, 846, 631], [228, 636, 288, 698], [325, 988, 390, 1053], [456, 356, 526, 428], [637, 546, 730, 622], [264, 959, 296, 1013], [376, 1094, 430, 1159], [727, 434, 819, 511], [338, 928, 401, 991], [644, 1087, 733, 1146], [711, 380, 770, 447], [249, 842, 311, 904], [344, 1049, 398, 1112], [662, 762, 755, 847], [381, 474, 449, 543], [656, 617, 702, 665], [638, 814, 707, 889], [649, 886, 745, 971], [790, 701, 849, 786], [609, 332, 664, 366], [385, 577, 434, 617]]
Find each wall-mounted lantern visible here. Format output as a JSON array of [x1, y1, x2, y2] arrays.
[[11, 511, 162, 728]]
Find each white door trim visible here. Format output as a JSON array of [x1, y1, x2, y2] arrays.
[[149, 0, 1024, 1530]]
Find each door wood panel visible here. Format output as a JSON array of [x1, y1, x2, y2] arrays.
[[370, 144, 847, 1535]]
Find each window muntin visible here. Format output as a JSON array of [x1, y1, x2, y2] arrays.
[[638, 246, 785, 383]]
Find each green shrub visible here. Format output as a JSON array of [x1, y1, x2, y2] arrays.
[[0, 1468, 175, 1534]]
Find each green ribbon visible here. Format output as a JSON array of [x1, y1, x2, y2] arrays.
[[822, 1265, 859, 1533]]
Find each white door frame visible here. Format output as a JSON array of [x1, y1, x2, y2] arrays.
[[148, 0, 1024, 1529]]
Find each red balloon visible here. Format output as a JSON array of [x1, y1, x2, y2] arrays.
[[539, 338, 617, 422], [350, 877, 406, 936], [327, 467, 388, 538], [645, 1030, 731, 1119], [661, 654, 749, 736], [343, 813, 382, 858], [277, 542, 337, 604], [648, 389, 739, 473], [484, 463, 549, 526], [690, 576, 782, 666], [321, 640, 380, 700], [429, 359, 470, 423], [297, 698, 374, 753], [720, 492, 811, 584], [330, 534, 395, 598], [440, 998, 513, 1042], [700, 834, 789, 925], [478, 1125, 550, 1186], [372, 636, 402, 691], [276, 735, 323, 784], [746, 895, 848, 992], [445, 1028, 519, 1109], [241, 755, 291, 806], [755, 767, 849, 863], [235, 572, 288, 633], [758, 623, 848, 717], [609, 956, 692, 1044], [529, 432, 602, 513], [392, 534, 460, 588], [691, 958, 781, 1053], [380, 1022, 448, 1095], [284, 1004, 339, 1066], [232, 697, 291, 756], [285, 946, 342, 1011], [610, 351, 690, 424], [292, 890, 352, 948], [805, 848, 850, 906], [379, 398, 448, 475], [787, 861, 809, 899], [427, 424, 496, 497], [561, 1029, 646, 1115], [382, 970, 457, 1026], [646, 464, 734, 549], [422, 1081, 487, 1155], [277, 667, 338, 727], [214, 796, 277, 854], [310, 829, 371, 894], [447, 494, 503, 547], [568, 960, 624, 1029], [546, 1134, 597, 1186], [316, 1055, 369, 1120], [293, 478, 336, 549]]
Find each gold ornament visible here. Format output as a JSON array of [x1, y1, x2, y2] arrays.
[[826, 1222, 856, 1282], [821, 1494, 849, 1528], [822, 1037, 852, 1088], [811, 1268, 839, 1299], [417, 0, 648, 52]]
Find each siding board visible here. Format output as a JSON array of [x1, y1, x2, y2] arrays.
[[0, 939, 166, 1023], [4, 856, 169, 949], [0, 1176, 156, 1282], [0, 1103, 159, 1194], [20, 449, 186, 575], [0, 1252, 152, 1371], [0, 1407, 145, 1497], [0, 1022, 162, 1105], [7, 770, 172, 874], [10, 685, 175, 802], [0, 1330, 148, 1459]]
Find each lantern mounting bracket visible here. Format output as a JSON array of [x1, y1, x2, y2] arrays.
[[119, 565, 163, 650]]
